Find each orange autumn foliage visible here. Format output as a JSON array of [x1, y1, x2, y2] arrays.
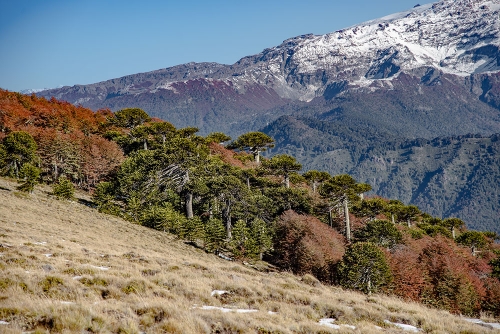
[[0, 89, 124, 189], [272, 210, 345, 283]]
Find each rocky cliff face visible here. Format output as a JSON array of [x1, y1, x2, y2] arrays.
[[37, 0, 500, 136]]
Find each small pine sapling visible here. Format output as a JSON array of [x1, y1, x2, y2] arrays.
[[52, 176, 75, 200]]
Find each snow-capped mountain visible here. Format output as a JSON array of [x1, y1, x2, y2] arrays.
[[37, 0, 500, 136], [232, 0, 500, 101]]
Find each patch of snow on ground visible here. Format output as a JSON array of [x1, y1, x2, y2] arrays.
[[318, 318, 356, 330], [384, 320, 420, 332], [44, 254, 52, 257], [319, 318, 340, 329], [211, 290, 229, 297], [217, 253, 233, 261], [90, 265, 110, 271], [195, 306, 258, 313], [463, 318, 500, 330], [34, 242, 47, 245], [0, 320, 9, 325]]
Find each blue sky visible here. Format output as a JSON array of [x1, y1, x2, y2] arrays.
[[0, 0, 434, 92]]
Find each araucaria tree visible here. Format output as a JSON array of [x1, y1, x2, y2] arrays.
[[354, 219, 402, 249], [228, 131, 274, 164], [338, 242, 392, 294], [302, 170, 331, 193], [262, 154, 302, 188], [16, 163, 40, 193], [319, 174, 371, 242], [1, 131, 38, 178]]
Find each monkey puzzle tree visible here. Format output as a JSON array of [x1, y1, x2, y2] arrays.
[[384, 199, 404, 224], [354, 219, 402, 249], [228, 132, 274, 164], [338, 242, 392, 294], [52, 176, 75, 200], [111, 108, 151, 130], [249, 218, 273, 260], [319, 174, 371, 242], [302, 170, 331, 194], [397, 205, 421, 228], [205, 132, 231, 144], [16, 163, 40, 193], [207, 173, 249, 238], [262, 154, 302, 188], [352, 197, 387, 221], [130, 125, 151, 151], [1, 131, 38, 178], [456, 231, 488, 256], [148, 121, 176, 147], [440, 217, 465, 239]]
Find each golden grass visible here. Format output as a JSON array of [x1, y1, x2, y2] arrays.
[[0, 177, 498, 333]]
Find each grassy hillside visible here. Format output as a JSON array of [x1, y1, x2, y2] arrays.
[[0, 177, 498, 334]]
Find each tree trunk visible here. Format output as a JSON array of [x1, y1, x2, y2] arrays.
[[223, 200, 232, 239], [344, 197, 351, 242], [254, 150, 260, 164], [246, 176, 251, 190], [451, 226, 456, 239], [284, 173, 290, 189], [185, 192, 193, 219], [391, 213, 395, 225], [328, 208, 333, 227], [407, 219, 411, 228], [143, 139, 148, 150], [312, 181, 317, 194]]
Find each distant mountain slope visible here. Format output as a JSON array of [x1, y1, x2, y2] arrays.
[[263, 116, 500, 233], [35, 0, 500, 137]]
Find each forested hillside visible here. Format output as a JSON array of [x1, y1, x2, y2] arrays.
[[262, 116, 500, 233], [1, 89, 500, 319]]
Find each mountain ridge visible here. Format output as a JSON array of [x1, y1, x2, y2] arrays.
[[35, 0, 500, 137]]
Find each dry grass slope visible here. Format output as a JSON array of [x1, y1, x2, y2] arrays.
[[0, 177, 498, 334]]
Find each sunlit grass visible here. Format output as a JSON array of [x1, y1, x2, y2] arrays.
[[0, 177, 496, 333]]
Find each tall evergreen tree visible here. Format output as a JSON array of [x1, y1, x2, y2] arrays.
[[228, 132, 274, 164], [338, 242, 392, 294], [262, 154, 302, 188], [319, 174, 371, 242], [1, 131, 38, 178]]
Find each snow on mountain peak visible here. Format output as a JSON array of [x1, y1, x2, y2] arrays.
[[234, 0, 500, 100]]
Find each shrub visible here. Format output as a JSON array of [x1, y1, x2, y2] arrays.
[[52, 176, 75, 200], [17, 163, 40, 193], [271, 210, 345, 283], [203, 218, 226, 254]]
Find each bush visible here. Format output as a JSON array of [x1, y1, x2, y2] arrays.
[[52, 176, 75, 200], [271, 210, 345, 283], [203, 218, 226, 254], [16, 163, 40, 193]]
